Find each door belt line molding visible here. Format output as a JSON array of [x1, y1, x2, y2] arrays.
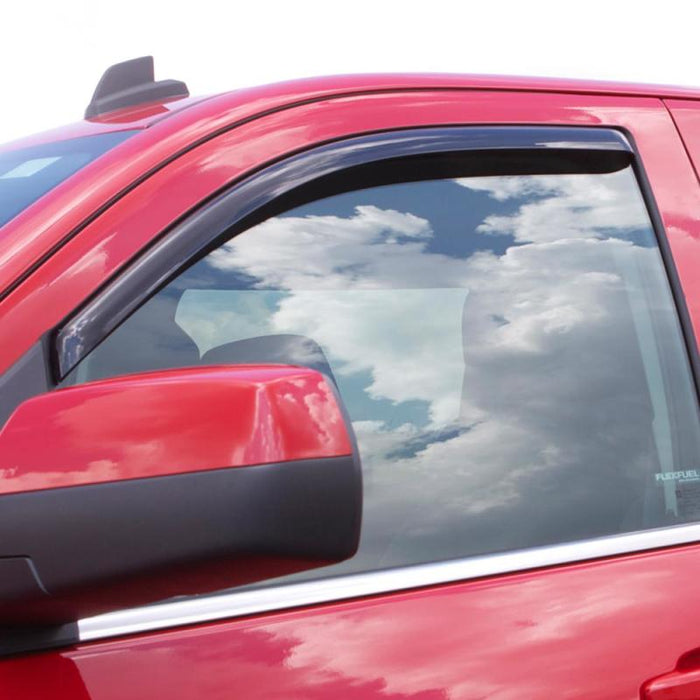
[[80, 521, 700, 642]]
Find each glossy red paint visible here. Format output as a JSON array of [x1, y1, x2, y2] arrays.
[[4, 89, 700, 376], [3, 542, 700, 699], [0, 365, 350, 494], [667, 99, 700, 180], [644, 667, 700, 699]]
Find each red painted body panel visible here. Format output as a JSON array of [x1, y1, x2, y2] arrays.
[[644, 668, 700, 699], [3, 543, 700, 699], [667, 99, 700, 181], [3, 77, 700, 698], [0, 366, 350, 494]]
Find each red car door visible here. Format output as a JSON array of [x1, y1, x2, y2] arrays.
[[3, 86, 700, 700]]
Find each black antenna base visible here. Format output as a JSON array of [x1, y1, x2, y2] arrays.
[[85, 56, 189, 119]]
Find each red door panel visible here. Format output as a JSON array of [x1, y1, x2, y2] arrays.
[[3, 543, 700, 699]]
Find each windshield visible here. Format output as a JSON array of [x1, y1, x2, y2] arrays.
[[0, 130, 135, 228]]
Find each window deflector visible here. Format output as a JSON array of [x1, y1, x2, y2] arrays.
[[54, 126, 634, 380]]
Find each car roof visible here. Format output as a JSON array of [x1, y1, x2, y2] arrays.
[[4, 72, 700, 154]]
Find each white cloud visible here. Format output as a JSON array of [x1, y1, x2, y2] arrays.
[[271, 289, 468, 425], [456, 171, 649, 243], [208, 205, 466, 290], [175, 167, 689, 571]]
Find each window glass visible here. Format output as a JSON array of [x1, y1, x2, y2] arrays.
[[67, 160, 700, 577], [0, 131, 135, 229]]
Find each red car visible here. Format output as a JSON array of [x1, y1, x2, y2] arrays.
[[2, 56, 700, 699]]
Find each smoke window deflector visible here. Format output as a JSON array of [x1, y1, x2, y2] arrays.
[[51, 125, 635, 381]]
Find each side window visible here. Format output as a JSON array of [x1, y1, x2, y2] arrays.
[[65, 148, 700, 578]]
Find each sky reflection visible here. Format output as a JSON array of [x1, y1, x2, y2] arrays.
[[76, 165, 700, 576]]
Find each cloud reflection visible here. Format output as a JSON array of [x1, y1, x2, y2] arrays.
[[181, 168, 697, 571], [82, 166, 700, 574], [68, 552, 685, 700]]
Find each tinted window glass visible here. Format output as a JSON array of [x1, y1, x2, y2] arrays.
[[67, 161, 700, 576], [0, 131, 134, 229]]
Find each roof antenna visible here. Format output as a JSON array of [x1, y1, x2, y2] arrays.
[[85, 56, 189, 119]]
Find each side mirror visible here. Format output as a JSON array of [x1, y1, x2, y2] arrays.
[[0, 365, 361, 654]]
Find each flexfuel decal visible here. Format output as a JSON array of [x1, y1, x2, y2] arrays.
[[656, 471, 700, 519], [655, 471, 700, 483]]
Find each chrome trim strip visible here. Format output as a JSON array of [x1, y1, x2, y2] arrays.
[[79, 522, 700, 642]]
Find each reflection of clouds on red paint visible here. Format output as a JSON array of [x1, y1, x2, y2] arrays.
[[65, 549, 694, 699], [0, 367, 351, 494], [271, 374, 351, 457], [303, 379, 347, 451]]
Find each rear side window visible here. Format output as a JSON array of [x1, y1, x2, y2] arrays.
[[66, 152, 700, 576]]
